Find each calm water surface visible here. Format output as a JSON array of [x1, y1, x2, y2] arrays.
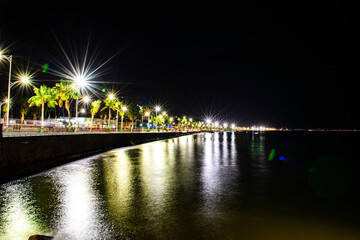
[[1, 132, 360, 239]]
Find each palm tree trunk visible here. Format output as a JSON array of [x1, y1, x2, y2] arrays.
[[41, 100, 45, 131], [121, 115, 124, 130], [65, 100, 71, 124], [90, 114, 94, 132], [108, 108, 111, 127], [116, 111, 119, 132]]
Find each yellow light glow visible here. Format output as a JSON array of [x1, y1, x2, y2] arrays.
[[75, 76, 87, 88], [108, 93, 115, 100], [83, 96, 90, 103]]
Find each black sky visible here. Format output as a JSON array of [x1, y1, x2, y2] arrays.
[[0, 0, 359, 128]]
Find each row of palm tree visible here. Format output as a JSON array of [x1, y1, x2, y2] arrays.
[[22, 80, 234, 132], [25, 80, 155, 132]]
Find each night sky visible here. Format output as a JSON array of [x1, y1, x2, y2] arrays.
[[0, 1, 359, 129]]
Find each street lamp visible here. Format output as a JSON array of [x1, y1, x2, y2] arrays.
[[73, 76, 87, 132], [0, 51, 13, 130], [20, 76, 30, 84], [82, 96, 91, 103]]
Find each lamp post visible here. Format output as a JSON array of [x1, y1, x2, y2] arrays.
[[155, 106, 161, 131], [73, 76, 87, 132], [0, 52, 13, 131]]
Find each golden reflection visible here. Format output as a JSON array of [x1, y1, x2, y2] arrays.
[[201, 133, 240, 218], [202, 133, 221, 197], [141, 142, 172, 211], [52, 161, 105, 239], [103, 149, 132, 216], [230, 131, 237, 164], [0, 184, 45, 240]]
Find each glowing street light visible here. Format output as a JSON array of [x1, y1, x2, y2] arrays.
[[72, 76, 88, 132], [74, 75, 87, 89], [82, 96, 91, 103], [20, 76, 30, 84]]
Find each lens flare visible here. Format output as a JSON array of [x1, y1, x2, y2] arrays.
[[47, 34, 120, 99], [268, 149, 276, 161]]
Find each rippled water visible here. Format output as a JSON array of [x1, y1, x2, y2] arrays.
[[1, 132, 360, 239]]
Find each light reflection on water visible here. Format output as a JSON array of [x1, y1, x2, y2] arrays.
[[0, 132, 360, 239]]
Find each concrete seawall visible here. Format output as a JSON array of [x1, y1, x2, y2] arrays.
[[0, 132, 193, 183]]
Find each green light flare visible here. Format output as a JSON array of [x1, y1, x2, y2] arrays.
[[268, 149, 276, 161], [42, 63, 49, 73]]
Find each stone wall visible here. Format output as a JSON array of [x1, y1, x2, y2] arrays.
[[0, 132, 187, 183]]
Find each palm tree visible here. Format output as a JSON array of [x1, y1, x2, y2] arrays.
[[20, 98, 29, 124], [90, 100, 101, 132], [127, 103, 139, 132], [28, 85, 57, 129], [138, 104, 151, 132], [101, 96, 117, 127], [118, 103, 127, 131], [113, 100, 124, 132], [53, 80, 78, 124]]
